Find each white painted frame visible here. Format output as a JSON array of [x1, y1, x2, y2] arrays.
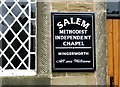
[[0, 0, 37, 76]]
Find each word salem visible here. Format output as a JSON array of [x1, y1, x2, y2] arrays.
[[57, 17, 90, 29]]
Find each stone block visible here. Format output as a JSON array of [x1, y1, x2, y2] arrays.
[[52, 2, 67, 12]]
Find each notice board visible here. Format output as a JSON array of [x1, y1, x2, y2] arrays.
[[52, 12, 95, 71]]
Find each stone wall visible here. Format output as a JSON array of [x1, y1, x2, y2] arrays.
[[94, 1, 107, 85], [52, 1, 93, 12], [0, 0, 107, 86], [50, 0, 107, 85]]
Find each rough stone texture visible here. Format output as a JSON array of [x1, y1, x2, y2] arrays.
[[66, 72, 95, 76], [52, 2, 67, 11], [67, 3, 93, 12], [52, 72, 67, 77], [37, 2, 51, 76], [52, 1, 93, 12], [51, 75, 96, 85], [2, 77, 50, 86], [51, 0, 93, 2], [94, 1, 108, 85]]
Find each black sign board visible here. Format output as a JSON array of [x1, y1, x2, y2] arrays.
[[52, 12, 95, 71]]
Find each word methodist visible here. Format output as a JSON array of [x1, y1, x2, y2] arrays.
[[52, 13, 95, 71]]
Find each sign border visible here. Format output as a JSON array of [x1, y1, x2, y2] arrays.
[[51, 12, 96, 72]]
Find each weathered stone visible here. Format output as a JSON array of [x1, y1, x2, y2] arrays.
[[52, 3, 67, 12], [53, 72, 66, 77], [51, 76, 96, 85], [94, 1, 107, 85]]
